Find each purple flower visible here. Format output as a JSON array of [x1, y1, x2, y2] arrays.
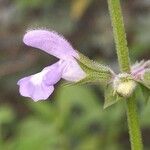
[[17, 30, 86, 101], [131, 60, 150, 80]]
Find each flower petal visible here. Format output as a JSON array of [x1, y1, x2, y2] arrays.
[[62, 59, 86, 82], [18, 76, 54, 101], [17, 61, 63, 101], [43, 61, 64, 85], [131, 60, 150, 80], [23, 30, 78, 59]]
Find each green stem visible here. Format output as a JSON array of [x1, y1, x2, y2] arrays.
[[127, 95, 143, 150], [107, 0, 143, 149], [107, 0, 130, 73]]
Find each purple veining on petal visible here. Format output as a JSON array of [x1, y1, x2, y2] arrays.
[[23, 30, 78, 59]]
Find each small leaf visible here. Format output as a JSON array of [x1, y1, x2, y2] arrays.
[[138, 80, 150, 90], [139, 83, 150, 103], [104, 84, 122, 109], [143, 69, 150, 87]]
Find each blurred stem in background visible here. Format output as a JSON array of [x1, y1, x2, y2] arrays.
[[0, 126, 2, 147], [107, 0, 143, 149], [0, 125, 4, 149]]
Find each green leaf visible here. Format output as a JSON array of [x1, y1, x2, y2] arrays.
[[139, 83, 150, 103], [104, 84, 122, 109], [143, 69, 150, 87], [137, 78, 150, 91]]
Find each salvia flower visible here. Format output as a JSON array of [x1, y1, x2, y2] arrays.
[[17, 30, 86, 101], [18, 30, 115, 102], [19, 29, 147, 107]]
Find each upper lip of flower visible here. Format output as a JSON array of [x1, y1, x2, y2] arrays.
[[23, 29, 79, 60]]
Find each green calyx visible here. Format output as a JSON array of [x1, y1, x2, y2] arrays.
[[104, 73, 137, 109], [76, 52, 115, 85]]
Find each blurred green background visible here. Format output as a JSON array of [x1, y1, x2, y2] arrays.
[[0, 0, 150, 149]]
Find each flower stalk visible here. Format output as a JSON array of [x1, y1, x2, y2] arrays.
[[107, 0, 143, 149]]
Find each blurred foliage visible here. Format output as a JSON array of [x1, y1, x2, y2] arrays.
[[0, 86, 125, 150], [71, 0, 93, 20], [0, 0, 150, 149], [15, 0, 55, 9]]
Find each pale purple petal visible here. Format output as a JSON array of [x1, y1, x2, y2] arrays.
[[17, 76, 54, 101], [23, 30, 78, 59], [131, 60, 150, 80], [17, 61, 63, 101], [62, 59, 86, 82], [131, 60, 145, 71], [43, 60, 64, 85]]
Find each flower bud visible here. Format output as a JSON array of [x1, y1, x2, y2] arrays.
[[113, 73, 137, 98]]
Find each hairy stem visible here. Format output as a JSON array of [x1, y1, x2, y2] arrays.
[[107, 0, 143, 149], [126, 95, 143, 150], [107, 0, 130, 73]]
